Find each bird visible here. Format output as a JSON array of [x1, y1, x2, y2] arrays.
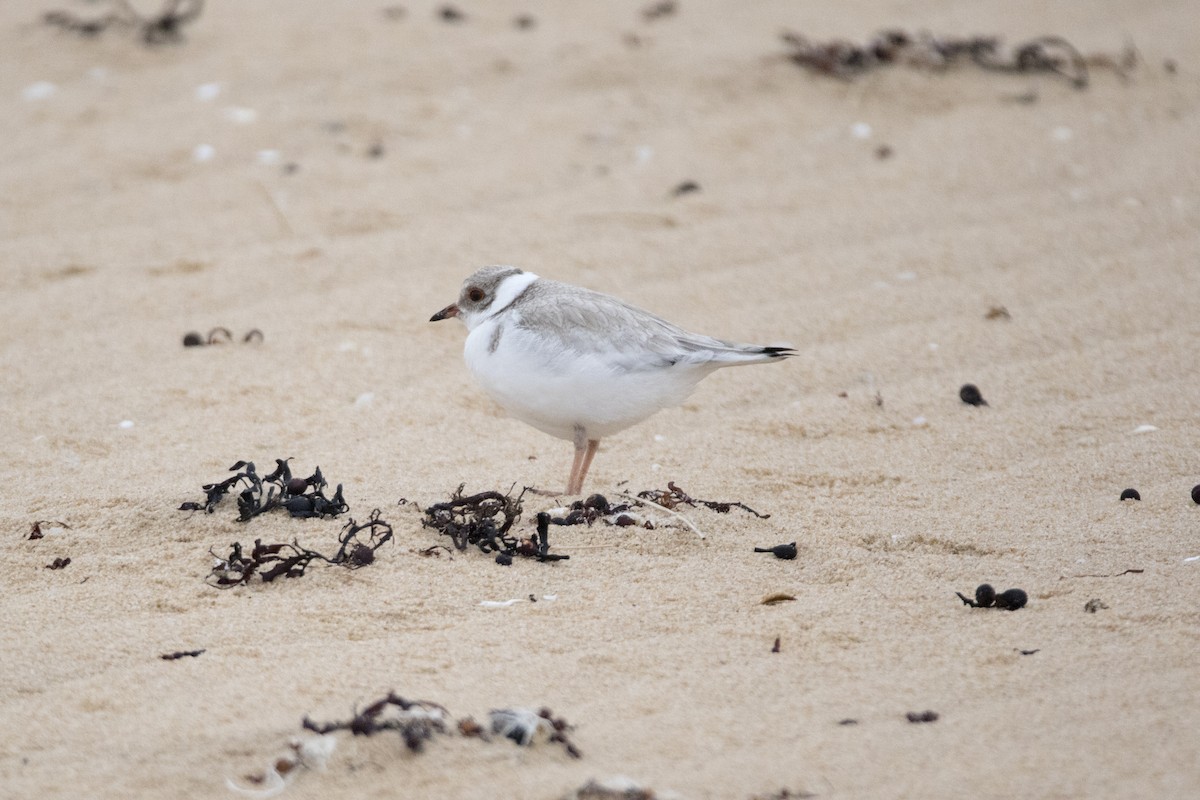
[[430, 266, 793, 495]]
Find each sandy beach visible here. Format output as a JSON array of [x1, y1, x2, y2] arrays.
[[2, 1, 1199, 798]]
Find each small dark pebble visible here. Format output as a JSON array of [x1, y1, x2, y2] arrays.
[[771, 636, 781, 653], [1018, 649, 1040, 656], [183, 332, 204, 347], [671, 180, 701, 197], [286, 477, 309, 496], [614, 514, 637, 527], [994, 588, 1028, 610], [583, 493, 609, 512], [906, 711, 939, 723], [1192, 484, 1200, 505], [875, 144, 893, 159], [837, 718, 858, 726], [1120, 488, 1141, 501], [495, 552, 513, 566], [45, 557, 71, 570], [754, 542, 798, 560], [438, 5, 464, 22], [959, 383, 987, 406], [513, 14, 536, 29]]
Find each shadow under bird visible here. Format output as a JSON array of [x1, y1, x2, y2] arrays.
[[431, 266, 794, 494]]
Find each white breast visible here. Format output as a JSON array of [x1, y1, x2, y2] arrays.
[[463, 314, 713, 441]]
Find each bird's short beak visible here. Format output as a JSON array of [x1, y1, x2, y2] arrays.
[[430, 303, 459, 322]]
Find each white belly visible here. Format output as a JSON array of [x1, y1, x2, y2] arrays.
[[463, 319, 711, 441]]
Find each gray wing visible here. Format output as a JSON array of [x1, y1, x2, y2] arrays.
[[510, 280, 791, 372]]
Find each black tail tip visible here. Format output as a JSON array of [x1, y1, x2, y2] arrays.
[[760, 346, 796, 358]]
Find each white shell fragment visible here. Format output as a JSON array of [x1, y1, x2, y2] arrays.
[[851, 122, 872, 139], [193, 144, 215, 162], [1131, 424, 1158, 434], [118, 419, 135, 429], [489, 708, 550, 746], [224, 106, 258, 124], [195, 82, 221, 101], [23, 81, 57, 100]]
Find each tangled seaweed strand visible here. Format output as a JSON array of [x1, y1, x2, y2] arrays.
[[302, 693, 450, 753], [422, 485, 569, 562], [780, 29, 1134, 88], [207, 509, 393, 587], [637, 481, 770, 519]]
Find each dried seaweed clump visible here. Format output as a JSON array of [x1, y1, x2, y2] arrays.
[[179, 459, 347, 521], [303, 693, 450, 753], [422, 485, 569, 562], [207, 509, 392, 587], [782, 29, 1140, 88]]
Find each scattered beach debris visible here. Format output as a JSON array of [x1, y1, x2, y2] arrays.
[[906, 710, 939, 724], [180, 459, 347, 521], [1119, 488, 1141, 501], [563, 776, 659, 800], [514, 14, 536, 30], [206, 508, 391, 587], [959, 383, 987, 406], [761, 592, 796, 606], [231, 692, 581, 791], [1017, 649, 1040, 656], [1084, 598, 1109, 613], [956, 583, 1028, 610], [44, 557, 71, 570], [1192, 484, 1200, 505], [26, 520, 69, 540], [44, 0, 204, 45], [228, 734, 337, 797], [303, 693, 450, 752], [771, 636, 781, 653], [671, 180, 701, 197], [1131, 424, 1158, 434], [160, 649, 205, 660], [490, 707, 582, 758], [422, 486, 568, 562], [183, 328, 263, 347], [781, 29, 1138, 88], [875, 144, 893, 159], [837, 718, 858, 726], [754, 542, 798, 560]]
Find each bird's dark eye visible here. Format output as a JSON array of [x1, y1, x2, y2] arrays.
[[467, 287, 485, 303]]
